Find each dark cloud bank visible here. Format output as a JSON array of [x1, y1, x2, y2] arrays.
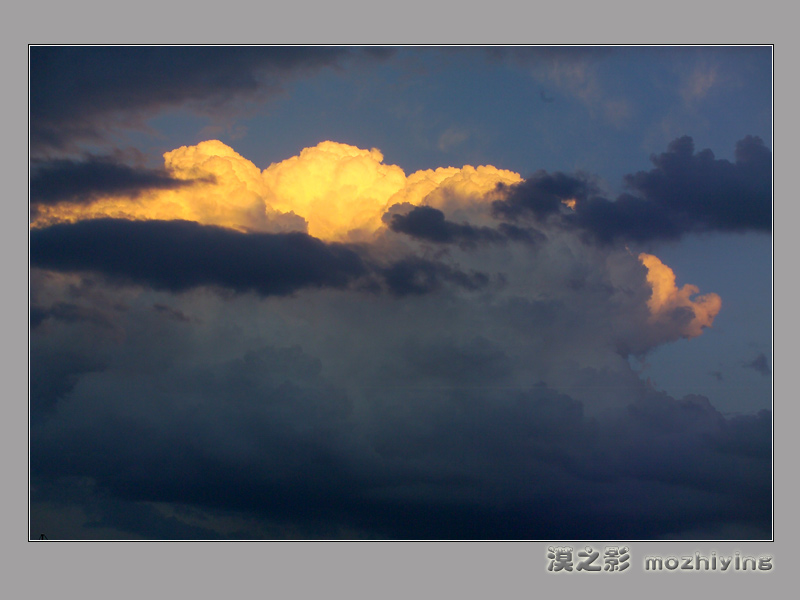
[[30, 335, 770, 539], [29, 220, 771, 539], [30, 219, 367, 297], [30, 46, 391, 154], [492, 135, 771, 243], [30, 218, 493, 299]]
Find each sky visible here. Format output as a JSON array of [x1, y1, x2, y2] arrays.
[[29, 45, 772, 540]]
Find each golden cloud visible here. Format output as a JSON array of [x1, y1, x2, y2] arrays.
[[32, 140, 522, 242], [639, 252, 722, 338]]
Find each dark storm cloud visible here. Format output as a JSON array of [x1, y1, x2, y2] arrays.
[[30, 46, 372, 152], [493, 136, 772, 244], [30, 219, 367, 296], [30, 155, 202, 207], [30, 343, 772, 538]]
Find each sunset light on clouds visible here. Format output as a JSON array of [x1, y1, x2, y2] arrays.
[[29, 46, 772, 540], [32, 139, 522, 241]]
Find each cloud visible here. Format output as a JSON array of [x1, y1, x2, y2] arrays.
[[30, 219, 367, 297], [152, 303, 194, 323], [623, 135, 772, 233], [31, 140, 523, 242], [30, 325, 771, 538], [30, 46, 373, 153], [379, 256, 491, 296], [29, 136, 765, 540], [29, 139, 726, 354], [386, 204, 507, 247], [639, 253, 722, 339], [29, 241, 759, 538], [30, 217, 502, 300], [744, 353, 771, 377], [29, 156, 204, 225], [31, 140, 308, 234], [492, 136, 772, 243], [259, 141, 408, 240], [681, 62, 721, 104], [491, 170, 598, 221]]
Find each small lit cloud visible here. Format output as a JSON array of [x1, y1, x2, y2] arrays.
[[639, 252, 722, 338]]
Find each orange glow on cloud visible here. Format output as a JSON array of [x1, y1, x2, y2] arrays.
[[31, 140, 522, 241], [561, 199, 577, 210], [638, 252, 722, 338]]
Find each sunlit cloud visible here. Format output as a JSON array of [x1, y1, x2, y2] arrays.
[[639, 252, 722, 338], [31, 140, 522, 242]]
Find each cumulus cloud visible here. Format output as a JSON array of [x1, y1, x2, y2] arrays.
[[639, 252, 722, 339], [31, 140, 522, 242], [29, 136, 769, 540], [32, 141, 307, 234]]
